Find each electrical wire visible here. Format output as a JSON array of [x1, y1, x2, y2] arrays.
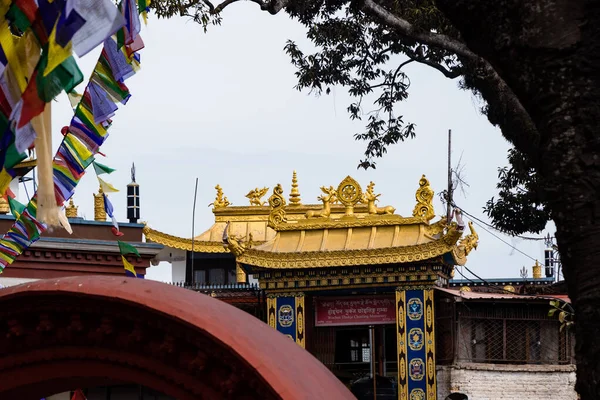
[[460, 212, 538, 262], [455, 204, 548, 241]]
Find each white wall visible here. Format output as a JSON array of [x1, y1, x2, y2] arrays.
[[437, 363, 577, 400], [171, 259, 186, 283]]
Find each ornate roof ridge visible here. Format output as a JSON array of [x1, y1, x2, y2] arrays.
[[142, 225, 234, 253]]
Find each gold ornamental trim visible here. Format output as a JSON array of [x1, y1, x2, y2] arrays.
[[143, 225, 228, 253], [269, 214, 429, 231], [238, 227, 462, 269]]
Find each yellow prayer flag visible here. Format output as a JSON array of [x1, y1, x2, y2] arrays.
[[44, 21, 73, 77], [98, 176, 119, 193], [122, 255, 137, 276], [68, 91, 82, 109], [0, 168, 11, 197], [66, 133, 93, 161], [78, 106, 108, 137]]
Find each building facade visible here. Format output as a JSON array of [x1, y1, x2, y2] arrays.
[[146, 173, 576, 400]]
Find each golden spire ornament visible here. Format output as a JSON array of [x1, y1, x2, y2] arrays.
[[289, 170, 301, 206], [94, 186, 106, 221], [65, 198, 78, 218]]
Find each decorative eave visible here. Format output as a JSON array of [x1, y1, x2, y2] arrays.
[[143, 225, 229, 253], [237, 224, 464, 269]]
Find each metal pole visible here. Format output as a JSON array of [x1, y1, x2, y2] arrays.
[[447, 129, 453, 223], [190, 178, 199, 283], [370, 325, 377, 400]]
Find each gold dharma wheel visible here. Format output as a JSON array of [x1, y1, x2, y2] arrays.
[[336, 176, 363, 215]]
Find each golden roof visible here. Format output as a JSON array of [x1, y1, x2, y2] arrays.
[[224, 174, 478, 269], [145, 173, 479, 269]]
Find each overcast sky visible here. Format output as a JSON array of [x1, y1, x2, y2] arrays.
[[35, 7, 553, 282]]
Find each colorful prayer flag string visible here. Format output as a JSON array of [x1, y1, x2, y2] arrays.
[[0, 1, 148, 272]]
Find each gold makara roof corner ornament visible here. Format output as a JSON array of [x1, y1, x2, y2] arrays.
[[209, 185, 230, 209], [268, 184, 287, 228], [412, 174, 435, 221], [246, 187, 269, 207], [305, 185, 336, 219], [363, 181, 396, 215], [451, 220, 479, 265], [337, 176, 362, 217], [289, 170, 302, 206], [222, 221, 252, 257]]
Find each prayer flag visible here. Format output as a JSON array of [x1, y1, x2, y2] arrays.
[[118, 240, 140, 257], [98, 176, 119, 193], [70, 0, 126, 57], [8, 196, 25, 219], [118, 240, 139, 277], [103, 193, 122, 236], [93, 161, 115, 175], [122, 255, 137, 277]]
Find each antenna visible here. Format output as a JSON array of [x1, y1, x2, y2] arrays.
[[190, 178, 199, 283], [131, 162, 136, 183]]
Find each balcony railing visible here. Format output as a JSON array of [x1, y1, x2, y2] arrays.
[[167, 281, 261, 291]]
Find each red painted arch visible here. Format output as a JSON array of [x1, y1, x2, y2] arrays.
[[0, 276, 354, 400]]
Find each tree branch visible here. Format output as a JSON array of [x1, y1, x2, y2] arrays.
[[212, 0, 264, 13], [409, 56, 462, 79], [212, 0, 287, 14], [359, 0, 540, 156], [360, 0, 476, 60]]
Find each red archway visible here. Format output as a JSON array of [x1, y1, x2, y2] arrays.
[[0, 276, 354, 400]]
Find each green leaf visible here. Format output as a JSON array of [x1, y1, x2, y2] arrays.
[[548, 308, 557, 317], [559, 311, 566, 323]]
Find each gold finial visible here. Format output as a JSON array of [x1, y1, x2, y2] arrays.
[[532, 260, 542, 279], [94, 186, 106, 221], [0, 196, 8, 214], [336, 176, 362, 216], [289, 171, 301, 205], [268, 184, 287, 227], [245, 187, 269, 207], [65, 198, 78, 218], [209, 185, 230, 209], [412, 174, 435, 221], [363, 181, 396, 215]]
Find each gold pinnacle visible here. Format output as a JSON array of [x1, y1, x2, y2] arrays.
[[65, 198, 78, 218], [289, 170, 301, 205]]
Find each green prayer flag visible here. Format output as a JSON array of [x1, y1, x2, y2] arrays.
[[93, 161, 116, 175], [36, 49, 84, 103], [118, 241, 140, 257], [8, 196, 25, 219], [6, 4, 32, 34]]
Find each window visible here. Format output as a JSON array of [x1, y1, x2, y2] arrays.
[[455, 304, 574, 365], [335, 329, 370, 363], [208, 268, 226, 285]]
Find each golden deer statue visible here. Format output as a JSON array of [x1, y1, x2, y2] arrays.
[[306, 186, 337, 218], [363, 181, 395, 215]]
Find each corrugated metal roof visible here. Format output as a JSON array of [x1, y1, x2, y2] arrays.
[[436, 287, 571, 303]]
